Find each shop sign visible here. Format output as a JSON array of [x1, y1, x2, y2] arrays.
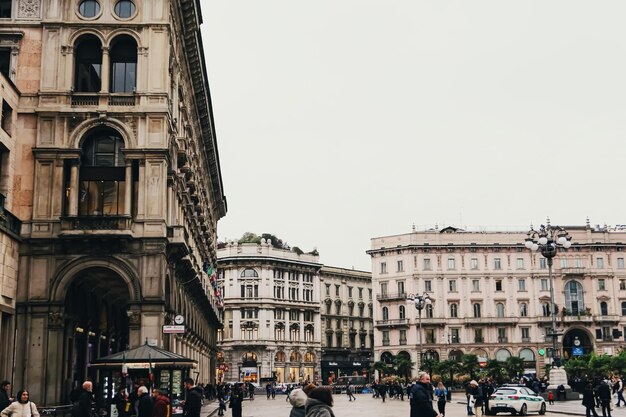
[[163, 325, 185, 334], [321, 361, 370, 368]]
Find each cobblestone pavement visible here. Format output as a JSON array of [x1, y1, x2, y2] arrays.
[[204, 394, 626, 417]]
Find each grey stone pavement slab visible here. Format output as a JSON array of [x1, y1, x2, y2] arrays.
[[202, 394, 626, 417]]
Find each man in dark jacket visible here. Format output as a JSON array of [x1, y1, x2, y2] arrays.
[[136, 386, 153, 417], [71, 381, 94, 417], [0, 381, 12, 411], [410, 373, 438, 417], [596, 380, 612, 417], [469, 380, 484, 417], [183, 378, 202, 417]]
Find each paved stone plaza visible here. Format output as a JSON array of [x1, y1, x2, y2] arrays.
[[204, 394, 626, 417]]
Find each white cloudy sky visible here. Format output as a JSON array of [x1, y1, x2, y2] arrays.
[[201, 1, 626, 272]]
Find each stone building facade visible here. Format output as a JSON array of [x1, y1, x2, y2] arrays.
[[216, 241, 322, 384], [0, 71, 22, 381], [319, 266, 373, 384], [368, 224, 626, 378], [3, 0, 226, 404]]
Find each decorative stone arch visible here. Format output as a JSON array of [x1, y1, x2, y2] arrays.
[[70, 117, 136, 149], [495, 348, 512, 362], [105, 28, 143, 49], [68, 28, 107, 47], [50, 255, 141, 303]]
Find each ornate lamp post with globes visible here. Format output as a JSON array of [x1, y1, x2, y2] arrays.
[[407, 292, 431, 370], [525, 223, 571, 389]]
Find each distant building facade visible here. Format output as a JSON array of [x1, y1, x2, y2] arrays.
[[217, 240, 323, 384], [368, 224, 626, 377], [319, 266, 373, 384], [5, 0, 226, 404]]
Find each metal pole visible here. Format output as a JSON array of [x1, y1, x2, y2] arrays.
[[418, 307, 423, 370], [548, 257, 558, 365]]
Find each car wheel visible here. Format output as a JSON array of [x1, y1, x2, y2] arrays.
[[520, 404, 527, 416], [539, 402, 546, 415]]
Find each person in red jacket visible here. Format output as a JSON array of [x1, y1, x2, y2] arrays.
[[152, 389, 170, 417]]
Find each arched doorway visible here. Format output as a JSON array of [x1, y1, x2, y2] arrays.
[[64, 267, 131, 389], [563, 328, 594, 359]]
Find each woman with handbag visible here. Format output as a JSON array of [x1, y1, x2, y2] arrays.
[[1, 390, 40, 417]]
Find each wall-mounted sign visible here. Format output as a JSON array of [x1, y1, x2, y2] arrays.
[[163, 325, 185, 334]]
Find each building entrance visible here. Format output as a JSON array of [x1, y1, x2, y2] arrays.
[[562, 328, 593, 359]]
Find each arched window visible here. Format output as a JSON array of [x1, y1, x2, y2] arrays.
[[519, 303, 528, 317], [496, 303, 505, 318], [600, 301, 608, 316], [450, 303, 458, 318], [399, 305, 405, 319], [495, 349, 511, 362], [382, 307, 389, 321], [304, 352, 315, 363], [380, 352, 393, 364], [426, 304, 434, 318], [79, 128, 127, 216], [242, 352, 257, 362], [473, 303, 481, 318], [241, 268, 258, 277], [290, 351, 301, 362], [109, 35, 137, 93], [564, 281, 585, 315], [448, 350, 463, 362], [275, 351, 285, 362], [519, 348, 535, 362], [74, 35, 102, 92]]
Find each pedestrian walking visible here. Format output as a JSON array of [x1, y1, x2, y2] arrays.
[[583, 382, 600, 417], [614, 376, 626, 407], [0, 389, 39, 417], [136, 386, 153, 417], [266, 383, 272, 400], [435, 382, 448, 417], [182, 378, 203, 417], [151, 389, 170, 417], [596, 380, 612, 417], [305, 387, 335, 417], [547, 391, 554, 405], [229, 384, 243, 417], [346, 381, 356, 402], [379, 383, 387, 403], [468, 380, 484, 417], [410, 373, 437, 417], [289, 388, 307, 417], [71, 381, 94, 417], [113, 387, 130, 417]]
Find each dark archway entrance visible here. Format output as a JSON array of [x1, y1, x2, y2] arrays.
[[563, 328, 594, 360], [64, 267, 131, 393]]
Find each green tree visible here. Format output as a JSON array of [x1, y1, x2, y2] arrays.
[[421, 357, 439, 377], [437, 359, 461, 384], [373, 361, 389, 378], [611, 350, 626, 376], [588, 354, 613, 378], [485, 359, 505, 384], [564, 357, 589, 380], [260, 233, 284, 248], [394, 354, 416, 380], [461, 354, 480, 380], [239, 232, 261, 244], [503, 357, 525, 381]]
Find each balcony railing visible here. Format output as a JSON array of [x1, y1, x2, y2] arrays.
[[559, 267, 587, 275], [61, 215, 131, 231], [70, 93, 137, 107], [108, 94, 137, 106], [375, 319, 409, 327], [71, 94, 99, 106], [498, 337, 508, 343], [376, 292, 407, 301], [594, 314, 620, 323]]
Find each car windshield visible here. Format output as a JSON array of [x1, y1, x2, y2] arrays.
[[495, 388, 519, 396]]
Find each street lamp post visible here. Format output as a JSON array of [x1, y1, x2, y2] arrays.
[[407, 293, 432, 370], [525, 224, 571, 367]]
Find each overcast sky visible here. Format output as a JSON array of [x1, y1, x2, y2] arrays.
[[201, 1, 626, 272]]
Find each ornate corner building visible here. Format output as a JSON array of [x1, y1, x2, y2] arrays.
[[369, 224, 626, 378], [216, 241, 323, 384], [319, 266, 374, 384], [1, 0, 227, 404]]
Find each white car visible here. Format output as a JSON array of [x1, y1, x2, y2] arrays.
[[489, 386, 546, 415]]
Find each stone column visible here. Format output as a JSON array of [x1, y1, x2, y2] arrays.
[[124, 163, 132, 216], [68, 161, 79, 216], [101, 47, 110, 93]]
